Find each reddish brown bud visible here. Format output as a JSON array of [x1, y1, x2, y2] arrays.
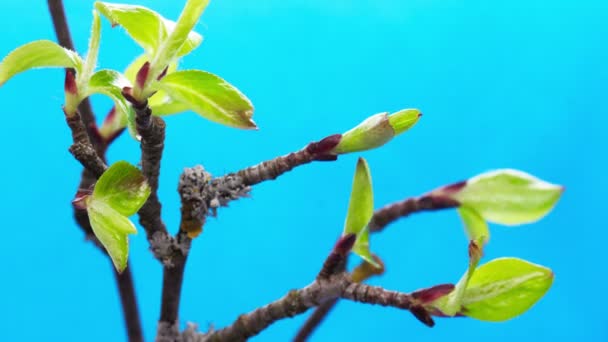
[[121, 87, 141, 107], [334, 233, 356, 256], [307, 134, 342, 155], [135, 61, 150, 88], [72, 189, 91, 210], [441, 180, 467, 194], [64, 69, 78, 95], [411, 284, 455, 304], [410, 305, 435, 327]]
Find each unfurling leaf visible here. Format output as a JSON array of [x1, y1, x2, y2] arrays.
[[155, 70, 256, 129], [343, 158, 379, 267], [87, 69, 137, 140], [80, 10, 102, 91], [86, 161, 151, 272], [148, 0, 209, 80], [458, 206, 489, 247], [95, 2, 203, 58], [124, 55, 186, 116], [461, 257, 554, 321], [435, 169, 563, 225], [332, 108, 421, 154], [0, 40, 83, 86]]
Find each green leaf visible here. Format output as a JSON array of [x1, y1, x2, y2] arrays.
[[388, 108, 421, 135], [452, 169, 564, 225], [87, 69, 137, 140], [343, 158, 379, 267], [162, 19, 204, 57], [155, 70, 256, 129], [86, 161, 150, 272], [80, 11, 102, 90], [95, 2, 165, 55], [148, 0, 209, 80], [462, 257, 554, 321], [430, 241, 482, 316], [149, 92, 190, 116], [95, 2, 203, 58], [92, 160, 151, 216], [332, 113, 394, 154], [87, 199, 136, 272], [0, 40, 83, 86], [458, 206, 489, 246]]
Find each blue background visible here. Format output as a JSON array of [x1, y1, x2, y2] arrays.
[[0, 0, 605, 341]]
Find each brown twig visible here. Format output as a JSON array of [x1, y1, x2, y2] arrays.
[[128, 97, 172, 249], [195, 239, 437, 342], [293, 195, 459, 340], [225, 134, 342, 186]]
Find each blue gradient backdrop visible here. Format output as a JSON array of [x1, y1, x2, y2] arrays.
[[0, 0, 606, 341]]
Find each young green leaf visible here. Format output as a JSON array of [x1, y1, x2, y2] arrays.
[[458, 206, 489, 247], [80, 10, 102, 91], [149, 93, 190, 116], [0, 40, 83, 86], [155, 70, 256, 129], [148, 0, 209, 81], [332, 108, 421, 154], [86, 161, 150, 272], [430, 241, 483, 316], [95, 2, 165, 55], [92, 160, 151, 216], [87, 200, 137, 272], [438, 170, 563, 225], [162, 19, 204, 57], [343, 158, 379, 267], [87, 69, 137, 140], [461, 257, 554, 321], [95, 2, 203, 58]]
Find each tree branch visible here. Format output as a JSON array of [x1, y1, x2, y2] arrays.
[[114, 264, 145, 342], [293, 195, 458, 340], [368, 194, 459, 233], [223, 134, 342, 187], [128, 98, 172, 253], [66, 111, 107, 177], [193, 237, 436, 342]]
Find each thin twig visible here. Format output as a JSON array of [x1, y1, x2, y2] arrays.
[[224, 134, 342, 186], [114, 264, 145, 342], [293, 195, 459, 340]]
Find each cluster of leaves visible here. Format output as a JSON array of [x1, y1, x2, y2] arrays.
[[342, 160, 561, 321], [0, 0, 563, 327]]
